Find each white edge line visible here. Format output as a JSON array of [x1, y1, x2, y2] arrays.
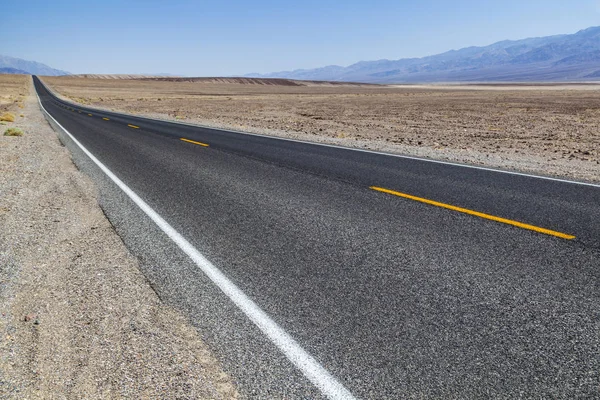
[[38, 77, 600, 189], [35, 80, 357, 400]]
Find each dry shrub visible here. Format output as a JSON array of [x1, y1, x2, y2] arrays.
[[0, 112, 15, 122], [4, 127, 23, 136]]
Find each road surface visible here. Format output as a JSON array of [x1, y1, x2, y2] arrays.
[[35, 76, 599, 399]]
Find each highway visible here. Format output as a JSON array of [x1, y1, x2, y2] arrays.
[[34, 76, 599, 398]]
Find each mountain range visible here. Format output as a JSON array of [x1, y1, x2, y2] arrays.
[[246, 26, 600, 83], [0, 55, 69, 76]]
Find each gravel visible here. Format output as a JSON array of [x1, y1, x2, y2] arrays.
[[0, 77, 238, 399]]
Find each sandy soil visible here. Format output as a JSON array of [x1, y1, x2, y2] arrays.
[[0, 76, 238, 398], [0, 75, 28, 114], [43, 76, 600, 183]]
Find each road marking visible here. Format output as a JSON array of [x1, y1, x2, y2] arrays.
[[370, 186, 576, 240], [128, 124, 140, 129], [103, 117, 110, 121], [180, 137, 209, 147], [88, 113, 93, 116], [35, 82, 356, 400]]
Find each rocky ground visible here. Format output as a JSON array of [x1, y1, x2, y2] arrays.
[[0, 75, 238, 399], [43, 76, 600, 183]]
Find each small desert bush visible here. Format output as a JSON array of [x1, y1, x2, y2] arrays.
[[0, 112, 15, 122], [4, 127, 23, 136]]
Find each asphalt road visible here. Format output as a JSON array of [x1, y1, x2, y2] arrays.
[[35, 76, 600, 399]]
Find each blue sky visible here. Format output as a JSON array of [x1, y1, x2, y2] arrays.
[[3, 0, 599, 75]]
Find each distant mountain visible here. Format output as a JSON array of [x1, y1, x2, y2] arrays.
[[247, 26, 600, 83], [0, 67, 30, 74], [0, 55, 69, 76]]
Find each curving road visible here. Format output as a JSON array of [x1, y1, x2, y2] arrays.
[[35, 76, 599, 399]]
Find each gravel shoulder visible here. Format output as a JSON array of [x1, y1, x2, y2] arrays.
[[0, 76, 238, 398], [43, 76, 600, 183]]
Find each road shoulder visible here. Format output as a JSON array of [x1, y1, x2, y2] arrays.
[[0, 77, 238, 398]]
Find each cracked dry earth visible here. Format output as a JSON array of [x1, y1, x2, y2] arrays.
[[0, 75, 238, 398]]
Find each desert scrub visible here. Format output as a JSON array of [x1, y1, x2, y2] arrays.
[[4, 127, 23, 136], [0, 112, 15, 122]]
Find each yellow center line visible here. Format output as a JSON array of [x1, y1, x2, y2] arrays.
[[128, 124, 140, 129], [369, 186, 576, 240], [88, 113, 93, 116], [180, 138, 209, 147], [103, 117, 110, 121]]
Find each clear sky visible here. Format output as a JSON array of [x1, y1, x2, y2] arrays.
[[3, 0, 599, 76]]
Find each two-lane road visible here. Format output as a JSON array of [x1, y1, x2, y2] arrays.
[[35, 76, 599, 398]]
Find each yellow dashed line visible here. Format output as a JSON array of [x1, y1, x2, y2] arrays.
[[103, 118, 110, 121], [88, 114, 93, 116], [180, 138, 209, 147], [128, 124, 140, 129], [369, 186, 576, 240]]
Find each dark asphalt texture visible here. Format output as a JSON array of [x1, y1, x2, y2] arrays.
[[35, 76, 600, 399]]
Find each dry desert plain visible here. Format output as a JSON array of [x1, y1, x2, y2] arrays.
[[0, 74, 28, 115], [43, 76, 600, 182]]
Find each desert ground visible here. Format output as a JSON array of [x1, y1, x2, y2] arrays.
[[43, 76, 600, 182], [0, 76, 237, 398], [0, 74, 28, 115]]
